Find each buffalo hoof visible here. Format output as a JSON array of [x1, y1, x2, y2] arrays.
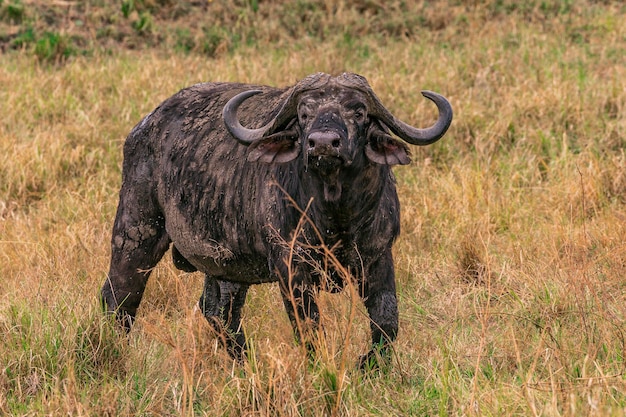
[[226, 335, 247, 364], [358, 347, 391, 372]]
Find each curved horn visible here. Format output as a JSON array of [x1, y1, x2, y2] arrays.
[[335, 73, 452, 146], [373, 90, 453, 146], [223, 90, 269, 145], [224, 73, 333, 146]]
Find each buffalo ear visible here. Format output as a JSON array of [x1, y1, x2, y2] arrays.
[[247, 126, 301, 163], [366, 127, 411, 166]]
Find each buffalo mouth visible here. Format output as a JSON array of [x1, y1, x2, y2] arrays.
[[305, 153, 345, 202], [306, 153, 346, 179]]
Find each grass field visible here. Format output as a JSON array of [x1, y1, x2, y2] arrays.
[[1, 0, 626, 415]]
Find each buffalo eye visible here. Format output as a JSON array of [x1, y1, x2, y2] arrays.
[[348, 105, 366, 124], [298, 103, 314, 124]]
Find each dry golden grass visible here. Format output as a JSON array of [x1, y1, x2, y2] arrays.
[[1, 1, 626, 415]]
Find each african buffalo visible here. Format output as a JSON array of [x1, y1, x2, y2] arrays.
[[101, 72, 452, 367]]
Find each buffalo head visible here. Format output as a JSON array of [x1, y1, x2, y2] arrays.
[[223, 72, 453, 172]]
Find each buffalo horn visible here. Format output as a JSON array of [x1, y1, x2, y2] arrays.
[[223, 90, 269, 145], [224, 73, 331, 145], [370, 90, 453, 146], [336, 73, 452, 146]]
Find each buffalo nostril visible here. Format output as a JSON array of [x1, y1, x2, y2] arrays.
[[308, 131, 342, 150]]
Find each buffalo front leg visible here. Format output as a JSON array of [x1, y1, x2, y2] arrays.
[[279, 279, 320, 352], [359, 252, 398, 370], [101, 202, 170, 331], [271, 248, 320, 354], [199, 275, 249, 361]]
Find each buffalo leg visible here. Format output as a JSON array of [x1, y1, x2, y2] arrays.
[[272, 249, 320, 352], [101, 200, 170, 330], [279, 280, 320, 350], [199, 275, 249, 360], [359, 252, 398, 369]]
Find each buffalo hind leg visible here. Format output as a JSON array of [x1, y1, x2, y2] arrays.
[[101, 198, 170, 330], [199, 275, 249, 361]]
